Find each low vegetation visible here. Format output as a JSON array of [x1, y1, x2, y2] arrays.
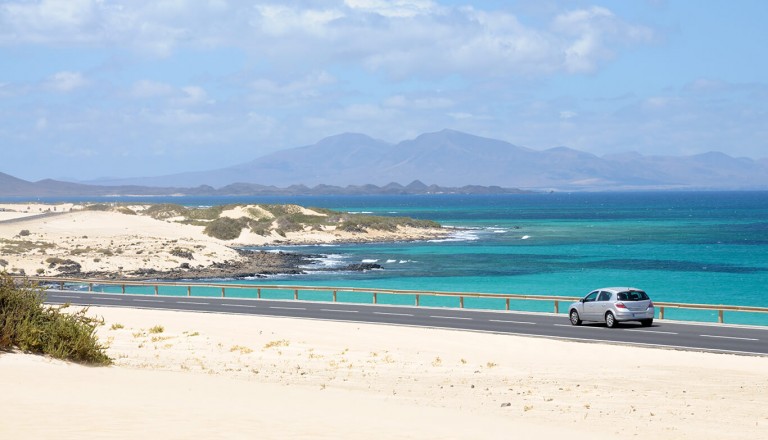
[[203, 217, 250, 240], [199, 204, 441, 240], [0, 273, 111, 365]]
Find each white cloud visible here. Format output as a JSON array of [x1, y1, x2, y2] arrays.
[[344, 0, 437, 18], [0, 1, 654, 77], [45, 71, 87, 92], [552, 6, 654, 73]]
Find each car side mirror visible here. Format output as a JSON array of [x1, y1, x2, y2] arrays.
[[579, 298, 585, 303]]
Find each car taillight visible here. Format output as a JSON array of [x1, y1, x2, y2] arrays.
[[615, 302, 627, 309], [648, 301, 654, 308]]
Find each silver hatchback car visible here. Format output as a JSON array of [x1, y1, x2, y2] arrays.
[[569, 287, 654, 328]]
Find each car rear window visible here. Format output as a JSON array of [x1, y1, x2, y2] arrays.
[[617, 291, 649, 301]]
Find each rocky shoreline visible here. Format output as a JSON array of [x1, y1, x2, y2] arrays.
[[64, 249, 382, 281]]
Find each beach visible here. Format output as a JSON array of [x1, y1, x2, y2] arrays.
[[0, 203, 448, 279], [1, 305, 767, 439]]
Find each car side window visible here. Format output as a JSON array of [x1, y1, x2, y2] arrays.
[[597, 291, 611, 302], [584, 292, 598, 302]]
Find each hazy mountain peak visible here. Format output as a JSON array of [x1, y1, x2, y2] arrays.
[[43, 130, 768, 191], [314, 132, 388, 148]]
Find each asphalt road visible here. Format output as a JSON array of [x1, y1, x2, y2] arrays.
[[44, 289, 768, 356]]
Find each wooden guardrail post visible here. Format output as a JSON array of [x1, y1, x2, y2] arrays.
[[187, 286, 191, 297], [121, 284, 125, 294], [554, 300, 559, 314], [659, 307, 665, 320], [154, 285, 158, 296], [506, 298, 510, 311], [333, 290, 337, 302], [373, 292, 378, 304], [88, 283, 93, 292], [460, 296, 464, 309], [294, 289, 298, 300], [718, 310, 724, 323], [257, 288, 261, 299], [415, 294, 420, 306], [59, 282, 64, 290], [221, 287, 225, 298]]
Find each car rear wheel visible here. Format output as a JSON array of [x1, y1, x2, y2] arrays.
[[641, 319, 653, 327], [569, 310, 582, 326], [605, 311, 617, 328]]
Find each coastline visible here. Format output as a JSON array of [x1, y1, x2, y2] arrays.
[[2, 305, 766, 439], [0, 203, 450, 280]]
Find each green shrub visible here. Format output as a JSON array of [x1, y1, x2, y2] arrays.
[[143, 204, 189, 220], [0, 274, 111, 365], [83, 204, 112, 211], [248, 218, 274, 236], [170, 248, 194, 260], [203, 217, 247, 240], [338, 215, 440, 232], [116, 206, 137, 215], [186, 205, 226, 221]]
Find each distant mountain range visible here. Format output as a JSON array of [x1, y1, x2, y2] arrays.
[[2, 129, 767, 197], [0, 172, 527, 198]]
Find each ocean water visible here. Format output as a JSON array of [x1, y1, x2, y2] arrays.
[[11, 192, 768, 325], [244, 192, 768, 324]]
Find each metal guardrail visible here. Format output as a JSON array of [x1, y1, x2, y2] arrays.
[[17, 276, 768, 325]]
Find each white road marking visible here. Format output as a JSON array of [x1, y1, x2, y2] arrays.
[[222, 304, 259, 308], [623, 329, 678, 335], [269, 306, 306, 311], [700, 334, 759, 341], [489, 319, 536, 325], [57, 295, 81, 299], [373, 312, 414, 317], [134, 299, 163, 303], [176, 301, 210, 305], [321, 309, 358, 313], [430, 315, 472, 320], [97, 297, 122, 301]]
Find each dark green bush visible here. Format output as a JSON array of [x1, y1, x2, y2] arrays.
[[143, 204, 189, 220], [170, 248, 194, 260], [203, 217, 248, 240], [0, 273, 111, 365], [186, 205, 226, 220], [337, 215, 440, 233]]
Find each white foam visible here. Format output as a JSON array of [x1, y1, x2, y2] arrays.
[[521, 235, 530, 240], [361, 259, 379, 263], [386, 259, 397, 263], [428, 229, 479, 242], [300, 254, 347, 269]]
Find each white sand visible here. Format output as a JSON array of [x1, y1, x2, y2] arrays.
[[0, 204, 448, 276], [1, 306, 767, 439]]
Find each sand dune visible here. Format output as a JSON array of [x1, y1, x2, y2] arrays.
[[0, 203, 447, 278], [2, 306, 766, 439]]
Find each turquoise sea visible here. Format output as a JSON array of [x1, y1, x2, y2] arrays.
[[10, 191, 768, 325]]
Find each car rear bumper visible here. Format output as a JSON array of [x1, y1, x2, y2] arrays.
[[615, 309, 654, 321]]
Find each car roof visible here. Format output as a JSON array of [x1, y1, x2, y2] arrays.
[[594, 287, 644, 293]]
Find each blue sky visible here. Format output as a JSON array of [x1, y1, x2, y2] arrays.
[[1, 0, 767, 181]]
